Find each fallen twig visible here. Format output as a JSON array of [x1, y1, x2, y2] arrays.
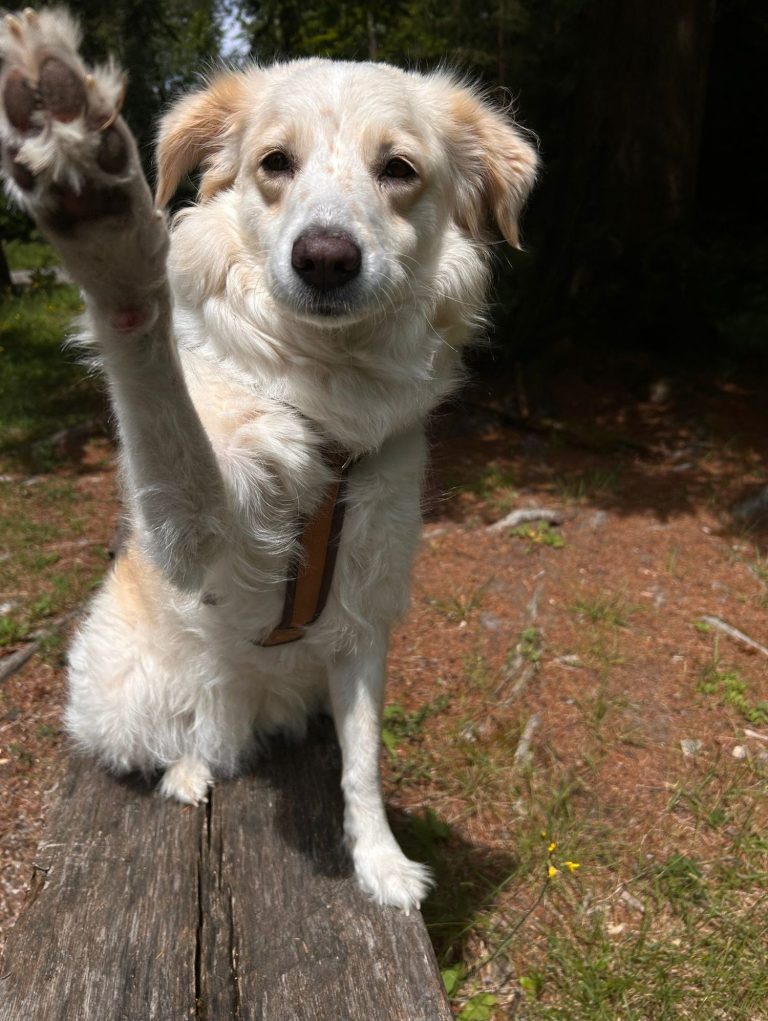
[[496, 574, 544, 702], [0, 644, 38, 683], [514, 713, 540, 765], [744, 728, 768, 743], [699, 615, 768, 658], [0, 607, 81, 684], [488, 507, 562, 532]]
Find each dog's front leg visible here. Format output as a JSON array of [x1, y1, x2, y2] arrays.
[[329, 629, 432, 911], [0, 9, 227, 589]]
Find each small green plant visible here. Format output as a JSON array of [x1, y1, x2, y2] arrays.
[[428, 586, 486, 623], [518, 626, 543, 664], [441, 965, 466, 998], [555, 470, 620, 504], [698, 651, 768, 725], [0, 615, 30, 647], [572, 592, 633, 627], [511, 522, 565, 549], [9, 743, 34, 767], [519, 972, 544, 1000], [666, 545, 681, 577], [457, 993, 497, 1020], [381, 696, 449, 755], [35, 723, 59, 740], [652, 853, 706, 908], [750, 549, 768, 586]]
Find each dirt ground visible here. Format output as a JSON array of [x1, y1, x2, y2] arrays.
[[1, 362, 767, 1015]]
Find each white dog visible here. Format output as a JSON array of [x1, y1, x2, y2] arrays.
[[0, 8, 537, 909]]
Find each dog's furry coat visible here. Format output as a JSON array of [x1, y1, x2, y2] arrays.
[[0, 7, 537, 908]]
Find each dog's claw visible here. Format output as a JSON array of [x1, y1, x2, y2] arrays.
[[4, 14, 24, 39]]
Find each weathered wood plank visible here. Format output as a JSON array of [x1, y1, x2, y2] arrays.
[[1, 720, 452, 1021], [199, 721, 452, 1021], [0, 756, 201, 1021]]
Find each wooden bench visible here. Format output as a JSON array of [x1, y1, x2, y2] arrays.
[[0, 719, 451, 1021]]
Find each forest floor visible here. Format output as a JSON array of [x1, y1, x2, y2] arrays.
[[1, 275, 767, 1020]]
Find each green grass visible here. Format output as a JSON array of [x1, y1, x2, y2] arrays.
[[0, 477, 104, 648], [571, 591, 634, 628], [447, 461, 519, 515], [402, 681, 768, 1021], [469, 790, 763, 1021], [381, 695, 449, 755], [523, 833, 768, 1021], [4, 237, 59, 272], [0, 281, 105, 461], [427, 586, 487, 623], [554, 470, 621, 504], [697, 643, 768, 725], [0, 282, 111, 655]]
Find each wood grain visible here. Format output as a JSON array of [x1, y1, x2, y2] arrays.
[[0, 720, 452, 1021]]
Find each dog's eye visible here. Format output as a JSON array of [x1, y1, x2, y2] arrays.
[[261, 151, 293, 174], [382, 157, 417, 182]]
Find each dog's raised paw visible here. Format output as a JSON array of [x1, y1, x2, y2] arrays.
[[158, 756, 213, 806], [0, 7, 136, 227], [353, 844, 434, 912]]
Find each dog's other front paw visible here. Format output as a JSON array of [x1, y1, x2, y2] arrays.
[[158, 756, 213, 806], [353, 842, 434, 912]]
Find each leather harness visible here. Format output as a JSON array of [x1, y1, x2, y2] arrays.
[[257, 450, 355, 647]]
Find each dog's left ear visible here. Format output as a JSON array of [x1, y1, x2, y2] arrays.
[[155, 71, 249, 208], [441, 85, 539, 249]]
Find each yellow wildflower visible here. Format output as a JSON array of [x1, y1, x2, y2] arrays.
[[548, 841, 557, 854], [547, 864, 559, 879], [563, 861, 581, 873]]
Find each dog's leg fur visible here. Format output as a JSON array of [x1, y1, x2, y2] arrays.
[[329, 629, 432, 911], [0, 9, 227, 591]]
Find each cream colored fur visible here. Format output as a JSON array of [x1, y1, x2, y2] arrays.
[[0, 8, 537, 910]]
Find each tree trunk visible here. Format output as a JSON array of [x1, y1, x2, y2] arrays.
[[0, 241, 12, 292], [516, 0, 715, 350], [367, 6, 378, 61]]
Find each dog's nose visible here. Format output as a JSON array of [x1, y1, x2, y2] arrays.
[[291, 232, 361, 290]]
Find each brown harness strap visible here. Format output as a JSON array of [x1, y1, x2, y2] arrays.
[[258, 453, 353, 647]]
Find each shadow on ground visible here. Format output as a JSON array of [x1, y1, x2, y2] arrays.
[[426, 357, 768, 552]]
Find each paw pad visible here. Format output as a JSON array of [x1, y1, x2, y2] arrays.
[[96, 125, 128, 174], [3, 69, 37, 132], [38, 56, 86, 123]]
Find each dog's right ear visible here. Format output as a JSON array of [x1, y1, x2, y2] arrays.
[[155, 72, 249, 208], [437, 80, 539, 250]]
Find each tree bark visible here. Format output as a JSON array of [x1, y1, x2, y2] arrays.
[[516, 0, 715, 349], [0, 241, 12, 292]]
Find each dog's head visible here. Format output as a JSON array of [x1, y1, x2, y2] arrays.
[[157, 60, 537, 335]]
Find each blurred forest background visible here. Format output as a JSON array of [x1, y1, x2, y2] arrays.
[[2, 0, 767, 374]]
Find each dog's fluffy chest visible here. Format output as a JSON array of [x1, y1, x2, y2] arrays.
[[175, 349, 428, 652]]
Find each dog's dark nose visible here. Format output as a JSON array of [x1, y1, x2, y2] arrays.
[[291, 232, 361, 290]]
